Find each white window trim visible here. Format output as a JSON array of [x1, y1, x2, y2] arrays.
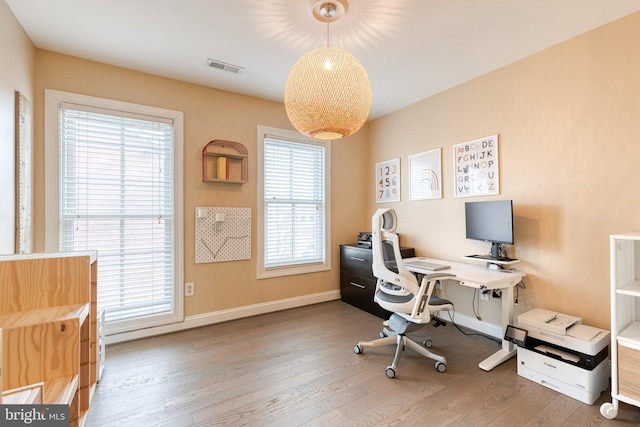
[[44, 89, 185, 335], [257, 125, 331, 279]]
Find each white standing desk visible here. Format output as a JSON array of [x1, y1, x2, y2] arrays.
[[404, 256, 526, 371]]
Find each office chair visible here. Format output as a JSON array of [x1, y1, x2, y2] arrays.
[[354, 208, 454, 378]]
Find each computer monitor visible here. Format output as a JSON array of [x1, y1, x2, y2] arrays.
[[465, 200, 514, 260]]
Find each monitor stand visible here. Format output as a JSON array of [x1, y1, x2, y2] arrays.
[[490, 242, 501, 260], [463, 254, 520, 265]]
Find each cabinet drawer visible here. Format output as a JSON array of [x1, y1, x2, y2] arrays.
[[618, 344, 640, 401], [340, 272, 376, 301], [340, 272, 389, 319], [340, 247, 373, 276]]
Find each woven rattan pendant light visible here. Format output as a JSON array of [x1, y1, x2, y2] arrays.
[[285, 0, 372, 140]]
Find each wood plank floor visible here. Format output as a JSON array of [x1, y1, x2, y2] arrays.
[[87, 301, 640, 426]]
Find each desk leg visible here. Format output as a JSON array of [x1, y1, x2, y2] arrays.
[[478, 285, 516, 371]]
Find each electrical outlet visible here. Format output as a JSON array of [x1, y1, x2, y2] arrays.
[[480, 287, 490, 301], [185, 282, 195, 297]]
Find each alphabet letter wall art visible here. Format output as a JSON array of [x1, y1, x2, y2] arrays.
[[453, 135, 499, 197]]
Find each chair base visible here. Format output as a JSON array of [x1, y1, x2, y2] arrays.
[[355, 327, 447, 378]]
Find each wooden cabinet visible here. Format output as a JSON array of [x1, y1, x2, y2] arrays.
[[340, 244, 414, 319], [0, 251, 98, 427], [601, 233, 640, 419]]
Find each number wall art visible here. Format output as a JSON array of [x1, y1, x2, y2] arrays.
[[376, 158, 400, 203]]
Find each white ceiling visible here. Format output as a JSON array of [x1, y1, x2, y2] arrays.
[[6, 0, 640, 119]]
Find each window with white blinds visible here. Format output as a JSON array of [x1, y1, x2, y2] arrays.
[[45, 89, 184, 336], [257, 126, 331, 278]]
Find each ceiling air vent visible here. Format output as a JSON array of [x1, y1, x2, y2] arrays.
[[206, 58, 244, 74]]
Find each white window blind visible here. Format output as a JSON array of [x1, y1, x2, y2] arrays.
[[59, 105, 175, 324], [263, 136, 326, 269], [16, 91, 32, 254]]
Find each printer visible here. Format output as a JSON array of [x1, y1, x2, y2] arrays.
[[357, 232, 372, 249], [515, 308, 610, 405]]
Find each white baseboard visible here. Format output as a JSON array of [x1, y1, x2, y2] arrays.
[[106, 290, 341, 345], [105, 291, 502, 345], [437, 311, 503, 340]]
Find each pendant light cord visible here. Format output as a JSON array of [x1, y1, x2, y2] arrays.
[[326, 22, 330, 47]]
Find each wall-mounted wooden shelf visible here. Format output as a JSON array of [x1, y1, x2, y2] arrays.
[[202, 139, 248, 184]]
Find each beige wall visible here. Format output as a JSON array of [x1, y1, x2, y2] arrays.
[[367, 11, 640, 329], [0, 1, 34, 254], [32, 51, 369, 318]]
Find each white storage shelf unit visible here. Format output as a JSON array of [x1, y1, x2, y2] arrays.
[[601, 233, 640, 419]]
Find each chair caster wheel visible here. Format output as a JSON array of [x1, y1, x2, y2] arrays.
[[354, 344, 363, 354], [385, 367, 396, 378], [422, 339, 432, 348], [379, 331, 387, 338], [600, 402, 617, 419], [435, 362, 446, 373]]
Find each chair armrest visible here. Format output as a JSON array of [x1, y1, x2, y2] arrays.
[[410, 273, 454, 319]]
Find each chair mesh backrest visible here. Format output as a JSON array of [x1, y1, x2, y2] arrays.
[[381, 240, 399, 274], [372, 208, 413, 285]]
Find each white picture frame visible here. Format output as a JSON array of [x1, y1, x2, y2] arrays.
[[375, 158, 400, 203], [409, 148, 442, 200], [453, 134, 499, 198]]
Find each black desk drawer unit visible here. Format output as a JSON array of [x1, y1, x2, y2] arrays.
[[339, 244, 415, 318]]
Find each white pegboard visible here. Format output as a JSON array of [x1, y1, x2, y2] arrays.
[[195, 207, 251, 263]]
